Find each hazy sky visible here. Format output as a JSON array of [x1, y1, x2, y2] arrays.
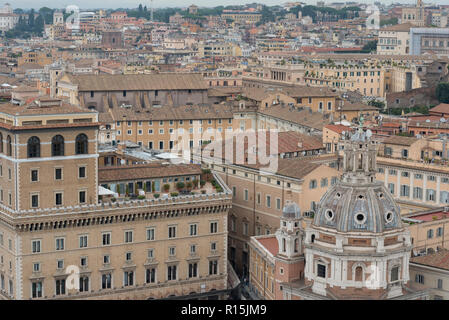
[[8, 0, 439, 10]]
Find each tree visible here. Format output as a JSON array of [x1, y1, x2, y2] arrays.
[[361, 40, 377, 53], [436, 83, 449, 103]]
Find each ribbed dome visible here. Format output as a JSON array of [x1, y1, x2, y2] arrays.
[[283, 202, 302, 219], [313, 181, 402, 233]]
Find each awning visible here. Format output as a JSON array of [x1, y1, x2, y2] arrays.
[[98, 185, 117, 197]]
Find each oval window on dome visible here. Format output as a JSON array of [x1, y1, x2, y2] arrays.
[[378, 192, 384, 199], [336, 192, 341, 198], [385, 211, 394, 223], [325, 209, 334, 221], [355, 212, 366, 224], [358, 194, 364, 200]]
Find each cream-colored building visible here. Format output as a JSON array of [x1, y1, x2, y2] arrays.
[[410, 250, 449, 300], [377, 23, 411, 55]]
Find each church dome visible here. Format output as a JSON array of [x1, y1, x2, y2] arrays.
[[313, 181, 402, 233], [313, 128, 402, 233]]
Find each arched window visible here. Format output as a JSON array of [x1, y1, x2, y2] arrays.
[[52, 135, 65, 156], [0, 132, 3, 153], [355, 266, 363, 281], [27, 136, 40, 158], [6, 135, 11, 156], [75, 134, 88, 155]]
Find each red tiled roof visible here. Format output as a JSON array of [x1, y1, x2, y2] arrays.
[[325, 124, 347, 134], [429, 103, 449, 115], [409, 210, 449, 222], [411, 249, 449, 271], [256, 236, 278, 256]]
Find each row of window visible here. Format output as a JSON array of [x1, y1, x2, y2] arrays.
[[379, 168, 445, 183], [387, 183, 448, 203], [29, 260, 220, 298], [427, 227, 444, 239], [32, 241, 217, 274], [117, 127, 231, 136], [310, 177, 338, 189], [30, 223, 219, 253], [117, 119, 233, 126], [30, 166, 86, 183], [26, 134, 88, 158], [27, 190, 87, 208]]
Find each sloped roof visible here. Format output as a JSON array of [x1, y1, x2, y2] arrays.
[[383, 135, 418, 146], [65, 73, 208, 91], [411, 250, 449, 271], [98, 163, 201, 182], [430, 103, 449, 115]]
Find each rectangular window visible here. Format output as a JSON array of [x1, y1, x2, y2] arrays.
[[124, 231, 133, 243], [102, 273, 112, 289], [79, 276, 89, 292], [32, 240, 41, 253], [189, 224, 197, 236], [188, 263, 198, 278], [31, 170, 38, 182], [147, 228, 155, 240], [415, 274, 425, 284], [79, 191, 86, 204], [55, 238, 64, 251], [168, 226, 177, 238], [167, 265, 177, 281], [317, 264, 326, 278], [244, 189, 248, 201], [276, 198, 281, 210], [102, 233, 111, 246], [55, 279, 66, 295], [146, 268, 156, 283], [266, 195, 271, 208], [55, 168, 62, 180], [78, 166, 86, 178], [79, 235, 88, 248], [126, 252, 132, 261], [31, 194, 39, 208], [124, 271, 134, 286], [210, 222, 218, 234], [209, 260, 218, 275], [55, 192, 63, 206]]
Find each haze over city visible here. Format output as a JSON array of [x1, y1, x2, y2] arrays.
[[8, 0, 449, 10]]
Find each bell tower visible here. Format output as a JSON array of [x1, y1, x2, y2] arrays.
[[275, 202, 303, 259]]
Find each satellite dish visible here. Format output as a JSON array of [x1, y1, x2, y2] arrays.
[[440, 118, 447, 123], [366, 129, 372, 138]]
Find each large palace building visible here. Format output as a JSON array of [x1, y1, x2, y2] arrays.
[[0, 97, 233, 300], [249, 128, 429, 299]]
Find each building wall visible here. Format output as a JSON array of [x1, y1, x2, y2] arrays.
[[409, 264, 449, 300]]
